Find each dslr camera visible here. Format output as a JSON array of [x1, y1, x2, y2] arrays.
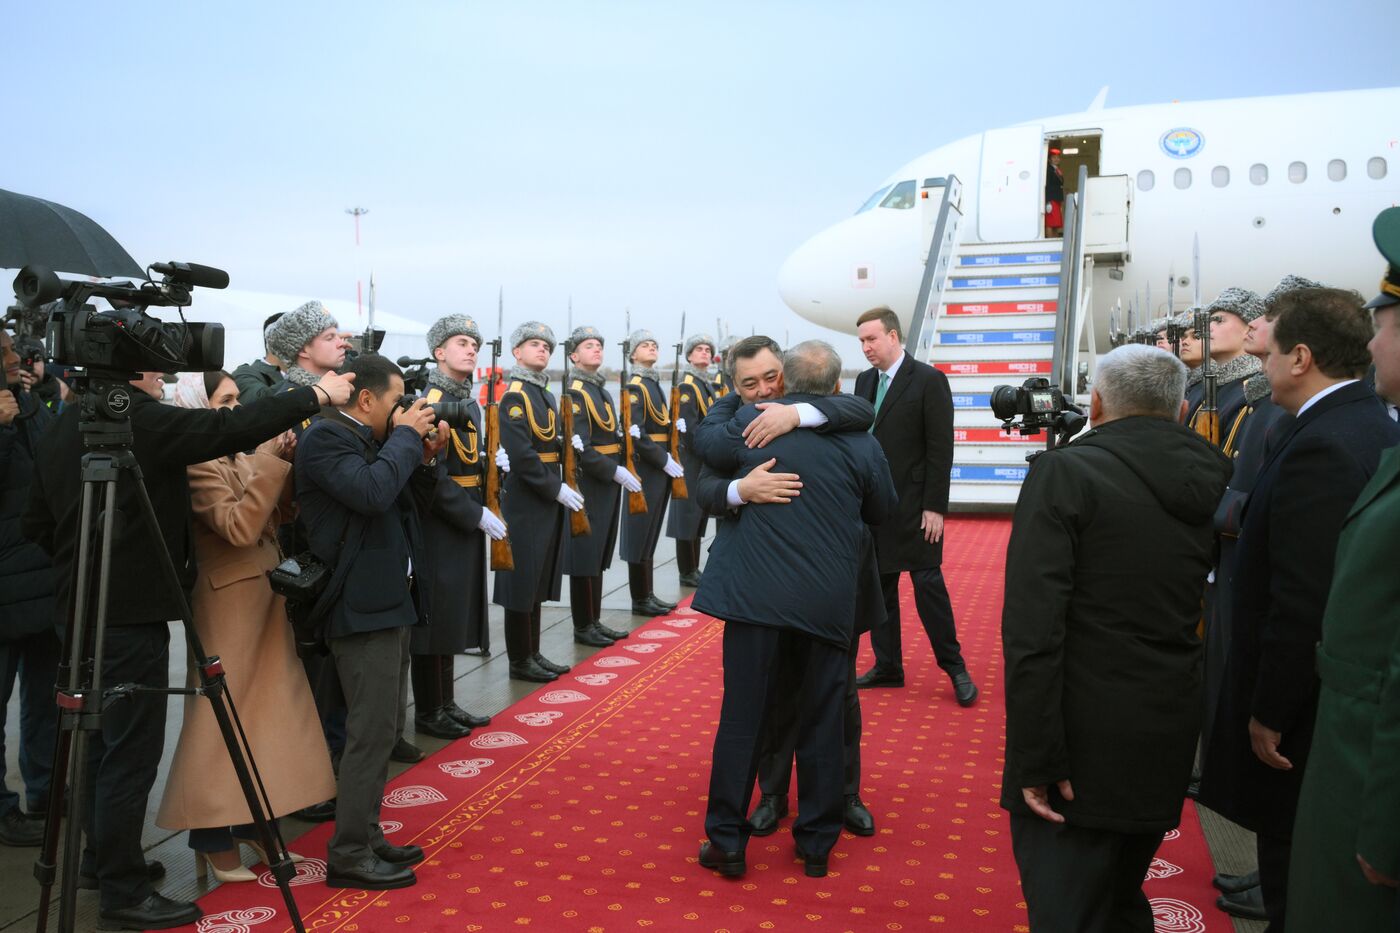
[[395, 392, 473, 431], [990, 376, 1086, 454]]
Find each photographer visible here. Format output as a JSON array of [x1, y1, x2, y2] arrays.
[[20, 359, 354, 930], [1001, 344, 1231, 933], [294, 354, 446, 890], [15, 337, 69, 411], [0, 331, 58, 849]]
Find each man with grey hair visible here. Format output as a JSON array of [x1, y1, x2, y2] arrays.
[[1002, 344, 1231, 932]]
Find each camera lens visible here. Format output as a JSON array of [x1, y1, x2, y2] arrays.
[[989, 385, 1022, 421]]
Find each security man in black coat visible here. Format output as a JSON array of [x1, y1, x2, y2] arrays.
[[296, 353, 445, 891], [666, 333, 719, 587], [853, 309, 976, 706], [693, 340, 897, 879], [563, 325, 638, 647], [493, 322, 583, 683], [230, 312, 286, 405], [23, 362, 355, 929], [620, 329, 685, 615], [1199, 287, 1400, 930], [410, 314, 502, 740]]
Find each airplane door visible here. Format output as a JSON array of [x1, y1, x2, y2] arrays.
[[977, 124, 1044, 242]]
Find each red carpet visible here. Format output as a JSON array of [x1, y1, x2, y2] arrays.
[[176, 516, 1229, 932]]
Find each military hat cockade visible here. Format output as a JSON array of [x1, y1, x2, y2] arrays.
[[510, 321, 556, 353], [426, 314, 482, 353]]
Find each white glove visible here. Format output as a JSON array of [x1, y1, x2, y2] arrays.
[[556, 485, 585, 512], [629, 423, 641, 439], [477, 507, 507, 540], [613, 465, 642, 493], [676, 417, 687, 434], [663, 454, 685, 479], [571, 434, 584, 452], [495, 446, 511, 473]]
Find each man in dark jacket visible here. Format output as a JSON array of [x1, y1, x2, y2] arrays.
[[1199, 287, 1400, 930], [853, 309, 976, 707], [1002, 344, 1232, 933], [23, 359, 354, 929], [0, 332, 57, 848], [693, 340, 897, 880], [296, 353, 445, 891], [230, 311, 285, 404]]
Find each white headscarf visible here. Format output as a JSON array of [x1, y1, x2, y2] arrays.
[[172, 372, 210, 410]]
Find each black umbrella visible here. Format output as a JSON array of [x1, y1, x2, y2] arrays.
[[0, 188, 143, 279]]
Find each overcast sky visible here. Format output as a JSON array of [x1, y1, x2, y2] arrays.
[[7, 0, 1399, 367]]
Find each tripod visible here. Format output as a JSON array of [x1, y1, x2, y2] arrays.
[[32, 376, 306, 933]]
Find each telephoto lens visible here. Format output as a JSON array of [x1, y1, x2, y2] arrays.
[[398, 394, 473, 430]]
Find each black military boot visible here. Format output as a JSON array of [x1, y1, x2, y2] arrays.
[[509, 658, 557, 683], [533, 653, 572, 675], [642, 561, 677, 613], [677, 539, 703, 588]]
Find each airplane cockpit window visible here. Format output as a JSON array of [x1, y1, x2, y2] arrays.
[[878, 180, 917, 210], [1289, 161, 1308, 183], [1250, 164, 1269, 185], [1370, 157, 1389, 180], [1212, 166, 1230, 188], [1136, 170, 1155, 191], [856, 185, 894, 214], [1328, 159, 1347, 181], [1174, 168, 1192, 189]]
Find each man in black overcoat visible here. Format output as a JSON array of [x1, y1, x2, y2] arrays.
[[1199, 287, 1400, 930], [1002, 344, 1231, 933], [852, 309, 976, 706], [693, 340, 896, 880]]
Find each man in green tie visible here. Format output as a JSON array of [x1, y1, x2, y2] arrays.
[[852, 309, 976, 707]]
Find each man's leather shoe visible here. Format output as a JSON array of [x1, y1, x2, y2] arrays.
[[294, 799, 336, 822], [679, 570, 703, 588], [632, 599, 668, 617], [325, 855, 417, 890], [533, 653, 571, 675], [595, 621, 629, 640], [444, 702, 491, 729], [856, 667, 904, 689], [1217, 885, 1266, 920], [415, 708, 472, 740], [78, 858, 165, 891], [0, 807, 44, 846], [844, 794, 875, 836], [794, 842, 829, 878], [97, 892, 200, 930], [574, 624, 615, 647], [697, 841, 745, 877], [390, 737, 426, 763], [509, 659, 558, 683], [1213, 868, 1260, 894], [747, 795, 788, 836], [372, 841, 424, 865], [951, 671, 979, 707]]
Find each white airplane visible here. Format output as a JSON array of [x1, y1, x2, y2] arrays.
[[777, 86, 1400, 505]]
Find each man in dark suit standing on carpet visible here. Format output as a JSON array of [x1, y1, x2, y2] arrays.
[[693, 340, 896, 880], [1003, 345, 1232, 933], [1199, 286, 1400, 930], [852, 309, 976, 706]]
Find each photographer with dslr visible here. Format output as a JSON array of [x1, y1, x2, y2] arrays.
[[21, 353, 355, 930], [0, 330, 59, 849], [15, 336, 69, 411]]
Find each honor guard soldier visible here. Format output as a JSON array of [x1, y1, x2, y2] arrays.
[[713, 336, 735, 397], [666, 333, 719, 587], [1174, 308, 1206, 421], [494, 322, 583, 683], [410, 314, 503, 738], [563, 326, 639, 647], [620, 329, 685, 616], [1190, 287, 1266, 455]]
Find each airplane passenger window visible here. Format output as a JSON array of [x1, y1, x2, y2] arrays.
[[1211, 166, 1230, 188], [1136, 170, 1155, 191], [856, 185, 893, 214], [878, 180, 917, 210], [1174, 168, 1192, 189], [1289, 161, 1307, 183], [1328, 159, 1347, 181], [1370, 157, 1389, 180], [1250, 164, 1269, 185]]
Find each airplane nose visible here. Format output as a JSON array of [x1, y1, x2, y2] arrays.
[[777, 212, 917, 335]]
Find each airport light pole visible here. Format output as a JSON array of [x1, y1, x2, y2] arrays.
[[346, 206, 369, 319]]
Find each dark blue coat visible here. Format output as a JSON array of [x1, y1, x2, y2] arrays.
[[691, 395, 896, 648], [0, 392, 55, 638], [295, 413, 434, 640]]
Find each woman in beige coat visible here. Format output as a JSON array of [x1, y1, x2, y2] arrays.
[[157, 371, 335, 881]]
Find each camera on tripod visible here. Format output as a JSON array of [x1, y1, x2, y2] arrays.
[[990, 377, 1065, 432], [11, 262, 226, 376]]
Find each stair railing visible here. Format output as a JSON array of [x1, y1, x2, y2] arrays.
[[906, 175, 964, 360], [1051, 165, 1091, 397]]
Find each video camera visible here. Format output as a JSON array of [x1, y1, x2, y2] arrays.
[[11, 263, 225, 376], [395, 356, 432, 395], [345, 328, 385, 361], [990, 376, 1086, 454]]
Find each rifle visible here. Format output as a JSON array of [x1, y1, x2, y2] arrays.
[[560, 339, 591, 537], [1193, 305, 1220, 446], [618, 319, 648, 515], [667, 313, 689, 501], [485, 293, 514, 570]]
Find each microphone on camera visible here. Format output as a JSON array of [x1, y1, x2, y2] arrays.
[[151, 262, 230, 290]]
